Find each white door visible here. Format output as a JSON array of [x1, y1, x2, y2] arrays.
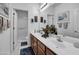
[[11, 9, 28, 55], [16, 10, 29, 49], [47, 15, 54, 25]]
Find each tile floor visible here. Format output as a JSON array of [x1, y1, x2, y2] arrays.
[[20, 47, 35, 55]]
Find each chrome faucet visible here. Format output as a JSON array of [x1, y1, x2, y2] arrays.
[[57, 35, 63, 42]]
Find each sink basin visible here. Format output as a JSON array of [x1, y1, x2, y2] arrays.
[[57, 38, 63, 42], [50, 38, 66, 48], [73, 42, 79, 48]]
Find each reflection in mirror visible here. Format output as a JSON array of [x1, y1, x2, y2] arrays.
[[34, 16, 38, 22], [40, 17, 43, 23], [63, 22, 68, 29], [58, 23, 62, 28], [47, 14, 54, 26], [40, 3, 79, 39], [44, 20, 46, 23]]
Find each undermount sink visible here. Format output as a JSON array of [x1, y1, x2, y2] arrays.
[[48, 35, 79, 49], [57, 38, 63, 42], [50, 38, 66, 48], [73, 42, 79, 48]]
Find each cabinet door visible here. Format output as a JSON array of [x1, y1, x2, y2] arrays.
[[38, 40, 45, 51], [46, 47, 56, 55], [38, 46, 45, 55], [37, 40, 45, 55], [31, 34, 38, 54], [33, 38, 38, 54], [31, 34, 34, 49]]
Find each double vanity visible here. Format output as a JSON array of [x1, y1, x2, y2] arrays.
[[30, 32, 79, 55]]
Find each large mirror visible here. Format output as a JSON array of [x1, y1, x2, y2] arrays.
[[40, 3, 79, 39]]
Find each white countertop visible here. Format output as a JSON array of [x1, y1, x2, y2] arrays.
[[31, 32, 79, 55]]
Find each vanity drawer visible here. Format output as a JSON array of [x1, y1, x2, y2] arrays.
[[38, 40, 45, 52]]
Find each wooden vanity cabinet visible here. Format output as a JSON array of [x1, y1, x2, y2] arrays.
[[31, 34, 38, 54], [37, 40, 45, 55], [46, 47, 56, 55], [37, 46, 45, 55], [31, 34, 57, 55]]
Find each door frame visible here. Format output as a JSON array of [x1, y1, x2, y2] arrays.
[[10, 8, 29, 55], [10, 8, 19, 55], [47, 14, 54, 25]]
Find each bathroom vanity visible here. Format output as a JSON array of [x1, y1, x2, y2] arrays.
[[30, 32, 79, 55], [31, 34, 56, 55]]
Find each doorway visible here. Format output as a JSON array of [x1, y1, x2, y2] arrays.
[[47, 14, 54, 25], [12, 9, 28, 54]]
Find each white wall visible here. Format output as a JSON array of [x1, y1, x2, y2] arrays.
[[40, 5, 54, 29], [54, 3, 79, 38], [40, 4, 54, 19], [0, 29, 10, 54], [0, 4, 10, 55]]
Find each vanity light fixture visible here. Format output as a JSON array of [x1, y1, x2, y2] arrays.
[[44, 20, 46, 23], [40, 3, 54, 12], [34, 16, 38, 22], [31, 18, 33, 23], [40, 17, 43, 23], [40, 3, 48, 10]]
